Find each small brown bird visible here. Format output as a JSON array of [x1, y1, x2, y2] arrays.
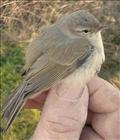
[[1, 10, 105, 132]]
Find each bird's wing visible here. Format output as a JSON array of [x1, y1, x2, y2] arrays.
[[24, 25, 64, 73], [47, 37, 93, 66], [24, 25, 92, 72], [0, 36, 93, 132], [23, 36, 93, 97], [24, 61, 76, 96]]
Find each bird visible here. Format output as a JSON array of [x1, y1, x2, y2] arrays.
[[0, 10, 105, 132]]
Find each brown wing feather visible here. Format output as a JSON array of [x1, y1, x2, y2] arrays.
[[24, 25, 66, 71], [47, 38, 91, 65], [24, 24, 91, 72], [24, 61, 76, 97], [23, 36, 92, 97]]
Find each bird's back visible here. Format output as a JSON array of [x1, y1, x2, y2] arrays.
[[24, 24, 67, 72]]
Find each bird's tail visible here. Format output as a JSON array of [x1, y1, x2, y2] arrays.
[[0, 81, 27, 133]]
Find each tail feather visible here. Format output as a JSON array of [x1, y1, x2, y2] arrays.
[[1, 100, 25, 133], [0, 81, 27, 133], [1, 82, 26, 113]]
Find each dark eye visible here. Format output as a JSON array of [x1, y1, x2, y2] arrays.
[[83, 29, 89, 33]]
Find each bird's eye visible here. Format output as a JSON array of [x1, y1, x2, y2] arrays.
[[83, 29, 89, 33]]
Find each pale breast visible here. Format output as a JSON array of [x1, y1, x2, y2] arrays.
[[62, 49, 104, 87]]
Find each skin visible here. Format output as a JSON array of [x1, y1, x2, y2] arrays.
[[25, 77, 120, 140]]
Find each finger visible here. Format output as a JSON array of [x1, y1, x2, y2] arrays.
[[86, 110, 94, 125], [87, 77, 120, 113], [92, 107, 120, 139], [87, 77, 120, 139], [24, 91, 48, 109], [80, 126, 103, 140], [32, 82, 89, 140]]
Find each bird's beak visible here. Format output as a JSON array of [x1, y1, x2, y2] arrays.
[[98, 24, 108, 31]]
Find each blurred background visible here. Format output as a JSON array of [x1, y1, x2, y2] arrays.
[[0, 0, 120, 140]]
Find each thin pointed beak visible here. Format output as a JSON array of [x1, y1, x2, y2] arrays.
[[98, 25, 108, 31]]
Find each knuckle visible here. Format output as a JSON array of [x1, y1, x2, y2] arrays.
[[44, 115, 80, 133]]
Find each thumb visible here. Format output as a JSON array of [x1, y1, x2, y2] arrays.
[[32, 82, 89, 140]]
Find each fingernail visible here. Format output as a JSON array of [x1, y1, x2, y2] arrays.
[[53, 82, 85, 102]]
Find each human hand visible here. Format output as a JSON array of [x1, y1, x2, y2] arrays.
[[25, 77, 120, 140]]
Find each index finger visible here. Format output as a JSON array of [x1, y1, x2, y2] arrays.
[[87, 77, 120, 113]]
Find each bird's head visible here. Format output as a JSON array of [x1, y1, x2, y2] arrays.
[[56, 10, 105, 58], [56, 10, 104, 38], [56, 10, 105, 61]]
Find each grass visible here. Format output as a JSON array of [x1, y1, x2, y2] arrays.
[[0, 43, 40, 140]]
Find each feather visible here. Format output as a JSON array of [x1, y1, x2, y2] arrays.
[[1, 82, 27, 132]]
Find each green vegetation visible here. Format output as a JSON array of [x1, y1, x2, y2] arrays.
[[0, 43, 40, 140], [0, 43, 24, 100]]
